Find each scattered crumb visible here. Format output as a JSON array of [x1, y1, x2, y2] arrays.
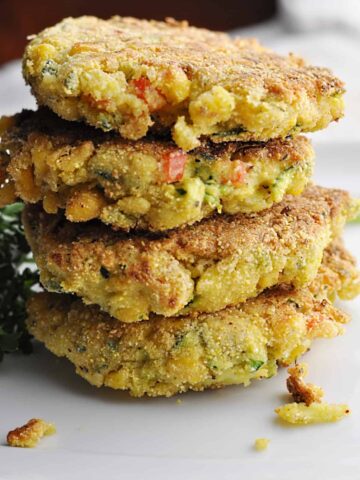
[[276, 362, 350, 425], [275, 402, 350, 425], [7, 419, 56, 448], [176, 399, 183, 405], [286, 363, 324, 406], [254, 438, 270, 451]]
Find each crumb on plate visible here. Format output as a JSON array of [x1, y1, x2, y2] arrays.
[[254, 438, 270, 451], [275, 402, 350, 425], [7, 418, 56, 448], [276, 362, 350, 425], [286, 362, 324, 406]]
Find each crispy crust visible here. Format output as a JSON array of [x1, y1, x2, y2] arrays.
[[22, 187, 360, 322], [26, 241, 359, 397], [0, 109, 314, 231], [23, 16, 344, 150]]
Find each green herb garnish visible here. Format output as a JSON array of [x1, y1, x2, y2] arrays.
[[0, 203, 39, 361]]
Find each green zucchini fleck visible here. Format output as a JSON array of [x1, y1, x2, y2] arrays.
[[212, 126, 247, 137], [95, 170, 116, 182], [287, 299, 300, 309], [174, 333, 186, 348], [46, 279, 63, 293], [41, 60, 58, 77], [249, 359, 265, 372], [107, 339, 119, 350], [76, 345, 87, 353], [98, 118, 112, 130]]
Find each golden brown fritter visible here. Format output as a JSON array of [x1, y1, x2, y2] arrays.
[[0, 109, 314, 231], [26, 240, 359, 397], [22, 186, 360, 322], [23, 16, 344, 150]]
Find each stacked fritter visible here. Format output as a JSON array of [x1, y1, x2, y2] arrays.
[[1, 17, 359, 397]]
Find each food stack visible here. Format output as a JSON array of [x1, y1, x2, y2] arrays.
[[0, 16, 359, 397]]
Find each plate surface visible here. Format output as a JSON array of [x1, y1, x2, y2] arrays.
[[0, 142, 359, 480]]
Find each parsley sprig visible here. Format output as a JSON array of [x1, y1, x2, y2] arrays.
[[0, 203, 39, 361]]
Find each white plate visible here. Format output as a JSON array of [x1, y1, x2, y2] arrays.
[[1, 143, 359, 480]]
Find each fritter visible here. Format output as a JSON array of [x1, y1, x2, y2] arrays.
[[23, 16, 344, 151], [0, 109, 314, 231], [26, 241, 360, 397], [22, 187, 360, 323]]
